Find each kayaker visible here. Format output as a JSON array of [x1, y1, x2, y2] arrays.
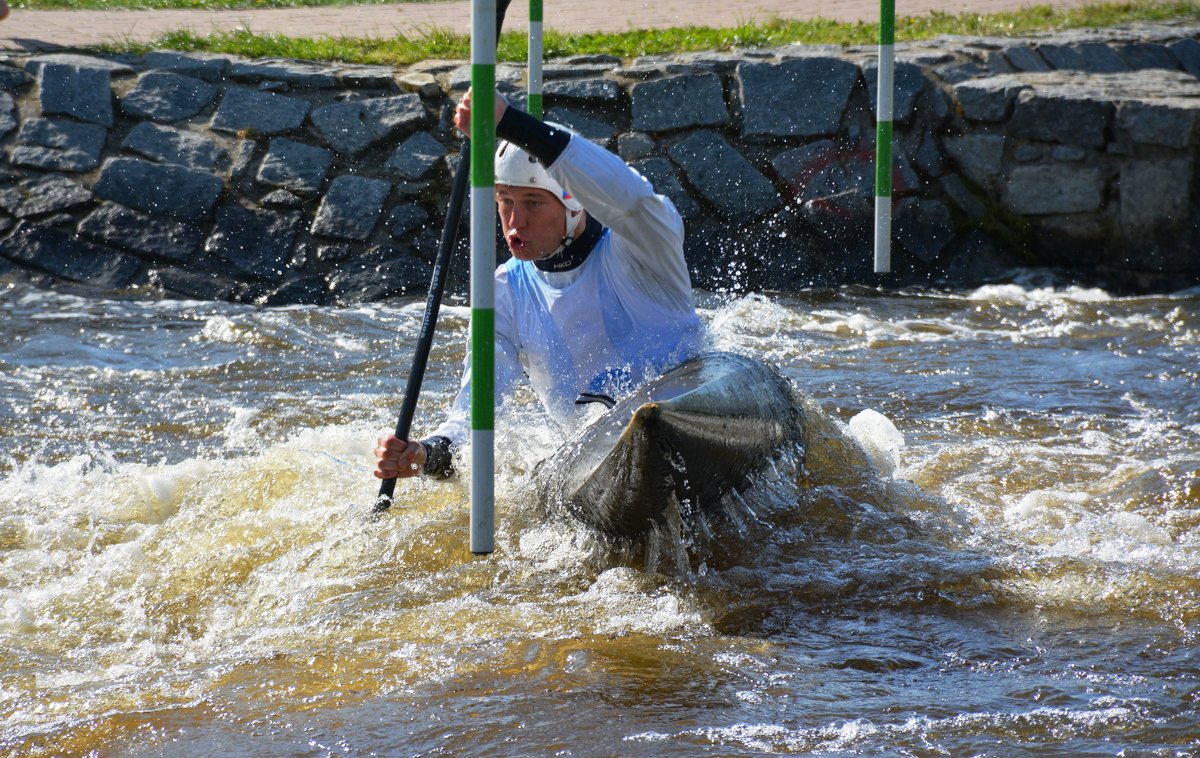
[[373, 90, 704, 481]]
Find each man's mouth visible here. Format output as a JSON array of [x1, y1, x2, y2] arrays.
[[507, 231, 527, 251]]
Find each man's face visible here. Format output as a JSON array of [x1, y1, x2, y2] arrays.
[[495, 184, 565, 261]]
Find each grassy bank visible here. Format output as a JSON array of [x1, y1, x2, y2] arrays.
[[81, 1, 1200, 66]]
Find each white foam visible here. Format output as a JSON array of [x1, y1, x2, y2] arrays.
[[846, 409, 905, 477]]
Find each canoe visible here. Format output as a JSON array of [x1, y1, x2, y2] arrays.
[[537, 351, 804, 540]]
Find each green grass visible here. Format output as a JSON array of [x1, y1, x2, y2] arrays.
[[82, 1, 1200, 66]]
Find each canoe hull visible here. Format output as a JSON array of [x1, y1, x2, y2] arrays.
[[538, 352, 804, 540]]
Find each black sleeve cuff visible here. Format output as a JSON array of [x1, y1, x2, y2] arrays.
[[421, 435, 456, 480], [497, 105, 571, 167]]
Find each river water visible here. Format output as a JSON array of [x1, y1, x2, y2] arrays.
[[1, 273, 1197, 756]]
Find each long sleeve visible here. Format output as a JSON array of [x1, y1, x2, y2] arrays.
[[428, 270, 525, 447]]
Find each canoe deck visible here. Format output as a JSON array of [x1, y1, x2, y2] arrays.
[[537, 352, 804, 540]]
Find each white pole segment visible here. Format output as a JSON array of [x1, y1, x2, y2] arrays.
[[469, 0, 497, 555], [874, 42, 894, 274], [874, 0, 895, 274]]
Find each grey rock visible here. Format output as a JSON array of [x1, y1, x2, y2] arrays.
[[447, 64, 526, 92], [668, 130, 778, 219], [151, 268, 240, 300], [939, 173, 986, 222], [618, 61, 706, 80], [25, 54, 134, 75], [396, 72, 442, 98], [1013, 143, 1044, 162], [953, 74, 1028, 122], [736, 57, 859, 139], [262, 274, 327, 306], [94, 157, 224, 221], [0, 174, 93, 218], [1120, 158, 1192, 236], [327, 250, 431, 303], [1001, 45, 1051, 72], [895, 48, 956, 67], [543, 61, 620, 80], [631, 73, 729, 132], [122, 121, 231, 171], [984, 50, 1016, 74], [230, 139, 257, 181], [545, 106, 617, 146], [630, 156, 700, 220], [1009, 82, 1113, 147], [257, 138, 335, 194], [771, 139, 839, 195], [228, 59, 340, 88], [935, 61, 987, 85], [1038, 43, 1129, 73], [0, 63, 33, 92], [9, 118, 107, 172], [617, 132, 656, 162], [205, 205, 302, 282], [384, 131, 447, 180], [339, 65, 399, 89], [38, 63, 113, 127], [77, 201, 204, 262], [1003, 164, 1105, 215], [862, 60, 926, 126], [1167, 38, 1200, 78], [894, 197, 953, 264], [311, 94, 425, 156], [388, 203, 429, 238], [1117, 100, 1200, 148], [210, 87, 310, 136], [911, 132, 945, 176], [260, 189, 306, 209], [120, 71, 217, 123], [1051, 145, 1088, 162], [0, 92, 15, 139], [0, 224, 141, 287], [773, 140, 873, 217], [139, 51, 230, 82], [1114, 43, 1179, 71], [543, 77, 622, 103], [944, 134, 1006, 191], [311, 175, 391, 240]]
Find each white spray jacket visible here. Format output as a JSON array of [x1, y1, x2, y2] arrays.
[[431, 134, 705, 445]]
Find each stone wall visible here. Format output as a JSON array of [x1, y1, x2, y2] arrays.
[[3, 21, 1200, 304]]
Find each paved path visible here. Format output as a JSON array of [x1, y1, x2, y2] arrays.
[[0, 0, 1098, 52]]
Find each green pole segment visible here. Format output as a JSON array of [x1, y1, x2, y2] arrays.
[[528, 0, 544, 119], [874, 0, 895, 274], [470, 0, 497, 555]]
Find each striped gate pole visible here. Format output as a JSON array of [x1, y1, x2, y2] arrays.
[[528, 0, 544, 119], [470, 0, 498, 555], [874, 0, 895, 274]]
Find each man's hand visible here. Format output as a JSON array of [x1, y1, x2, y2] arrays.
[[453, 88, 510, 138], [373, 435, 428, 479]]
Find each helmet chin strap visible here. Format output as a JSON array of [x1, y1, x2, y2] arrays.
[[540, 208, 583, 260]]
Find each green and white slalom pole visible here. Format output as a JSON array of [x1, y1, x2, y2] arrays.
[[470, 0, 498, 555], [527, 0, 544, 119], [874, 0, 895, 274]]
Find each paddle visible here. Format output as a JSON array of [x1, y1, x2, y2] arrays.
[[374, 0, 513, 515]]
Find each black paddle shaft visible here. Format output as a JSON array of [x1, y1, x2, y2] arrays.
[[374, 0, 513, 514]]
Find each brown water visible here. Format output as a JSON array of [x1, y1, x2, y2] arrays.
[[1, 274, 1197, 756]]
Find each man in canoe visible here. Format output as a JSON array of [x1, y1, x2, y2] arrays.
[[373, 91, 704, 481]]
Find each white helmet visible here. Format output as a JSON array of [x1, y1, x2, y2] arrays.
[[495, 132, 584, 250]]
